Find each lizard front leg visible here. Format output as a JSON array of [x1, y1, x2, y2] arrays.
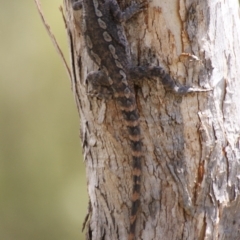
[[71, 0, 82, 10], [110, 1, 147, 23]]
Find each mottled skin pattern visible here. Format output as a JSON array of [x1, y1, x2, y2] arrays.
[[71, 0, 203, 239]]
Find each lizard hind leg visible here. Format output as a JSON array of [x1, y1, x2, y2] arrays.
[[86, 70, 114, 99], [129, 65, 192, 94], [129, 65, 211, 94]]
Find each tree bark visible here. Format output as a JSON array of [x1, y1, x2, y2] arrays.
[[63, 0, 240, 239]]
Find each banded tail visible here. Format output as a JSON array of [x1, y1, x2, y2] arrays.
[[116, 86, 143, 240]]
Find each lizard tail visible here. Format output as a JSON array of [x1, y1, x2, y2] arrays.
[[116, 89, 143, 240]]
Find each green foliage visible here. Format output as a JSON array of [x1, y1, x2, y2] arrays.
[[0, 1, 87, 239]]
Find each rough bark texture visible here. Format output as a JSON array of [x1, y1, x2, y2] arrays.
[[63, 0, 240, 239]]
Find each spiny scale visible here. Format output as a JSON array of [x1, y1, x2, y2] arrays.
[[72, 0, 205, 239]]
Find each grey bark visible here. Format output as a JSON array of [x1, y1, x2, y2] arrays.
[[63, 0, 240, 239]]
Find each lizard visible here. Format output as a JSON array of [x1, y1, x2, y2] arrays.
[[71, 0, 209, 239]]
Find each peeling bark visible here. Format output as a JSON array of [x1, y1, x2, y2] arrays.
[[63, 0, 240, 239]]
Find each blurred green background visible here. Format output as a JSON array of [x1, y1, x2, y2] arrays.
[[0, 1, 88, 239]]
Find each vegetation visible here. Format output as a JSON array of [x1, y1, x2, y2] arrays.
[[0, 1, 87, 240]]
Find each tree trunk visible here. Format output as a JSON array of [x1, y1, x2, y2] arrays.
[[63, 0, 240, 239]]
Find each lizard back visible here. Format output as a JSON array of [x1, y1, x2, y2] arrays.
[[80, 0, 143, 239]]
